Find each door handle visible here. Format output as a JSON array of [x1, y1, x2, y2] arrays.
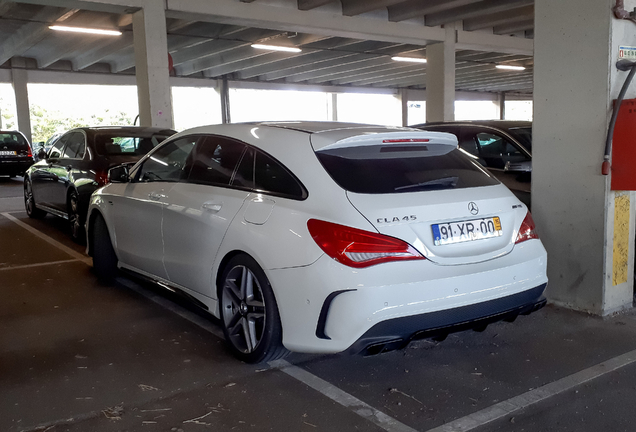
[[202, 201, 222, 213], [148, 192, 166, 201]]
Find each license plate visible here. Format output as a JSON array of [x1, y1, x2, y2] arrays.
[[432, 217, 502, 246], [0, 151, 16, 156]]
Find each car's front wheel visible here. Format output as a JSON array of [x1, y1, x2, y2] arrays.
[[24, 180, 46, 219], [219, 255, 288, 363], [92, 214, 118, 282]]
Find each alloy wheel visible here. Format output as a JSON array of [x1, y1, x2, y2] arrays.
[[221, 265, 267, 354], [69, 192, 82, 240], [24, 181, 34, 215]]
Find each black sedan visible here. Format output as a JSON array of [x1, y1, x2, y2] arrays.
[[414, 120, 532, 207], [0, 130, 34, 177], [24, 126, 176, 242]]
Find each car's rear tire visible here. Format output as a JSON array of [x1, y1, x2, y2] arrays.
[[24, 180, 46, 219], [92, 214, 118, 282], [68, 190, 85, 244], [219, 255, 289, 363]]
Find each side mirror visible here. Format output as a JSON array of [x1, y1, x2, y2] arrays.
[[37, 149, 47, 160], [108, 165, 130, 183]]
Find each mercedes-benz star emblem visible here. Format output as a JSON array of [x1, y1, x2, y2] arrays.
[[468, 202, 479, 215]]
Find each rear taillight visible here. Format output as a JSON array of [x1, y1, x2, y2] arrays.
[[515, 211, 539, 244], [95, 170, 109, 187], [27, 148, 32, 158], [307, 219, 425, 268]]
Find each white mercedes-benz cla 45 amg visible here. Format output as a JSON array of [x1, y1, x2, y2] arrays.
[[86, 122, 548, 363]]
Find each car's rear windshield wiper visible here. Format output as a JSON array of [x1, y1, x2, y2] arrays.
[[395, 176, 459, 191]]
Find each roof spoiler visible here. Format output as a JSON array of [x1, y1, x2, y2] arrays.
[[315, 131, 458, 152]]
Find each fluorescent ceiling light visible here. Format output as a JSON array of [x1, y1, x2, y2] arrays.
[[392, 56, 427, 63], [251, 44, 301, 53], [496, 64, 526, 71], [49, 25, 122, 36]]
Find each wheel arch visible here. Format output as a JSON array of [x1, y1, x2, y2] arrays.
[[215, 250, 252, 298]]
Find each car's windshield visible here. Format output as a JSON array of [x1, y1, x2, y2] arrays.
[[95, 133, 171, 156], [315, 144, 499, 194], [508, 127, 532, 153], [0, 132, 29, 151]]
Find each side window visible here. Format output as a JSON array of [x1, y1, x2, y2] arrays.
[[136, 136, 198, 183], [475, 132, 526, 169], [254, 150, 305, 199], [62, 133, 86, 159], [48, 134, 68, 159], [187, 136, 246, 187]]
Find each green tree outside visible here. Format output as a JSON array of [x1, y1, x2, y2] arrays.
[[29, 105, 134, 143]]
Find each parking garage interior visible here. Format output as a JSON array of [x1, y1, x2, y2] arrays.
[[2, 0, 636, 431]]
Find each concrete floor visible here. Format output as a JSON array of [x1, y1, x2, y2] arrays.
[[2, 175, 636, 432]]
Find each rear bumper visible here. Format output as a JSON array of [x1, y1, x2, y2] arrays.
[[0, 159, 33, 175], [268, 239, 548, 354], [346, 283, 546, 356]]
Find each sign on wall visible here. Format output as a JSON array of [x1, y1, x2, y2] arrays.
[[618, 46, 636, 60]]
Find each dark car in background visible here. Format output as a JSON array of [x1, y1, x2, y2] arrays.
[[24, 126, 176, 242], [0, 130, 34, 177], [414, 120, 532, 207]]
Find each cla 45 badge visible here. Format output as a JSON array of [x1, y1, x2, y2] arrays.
[[377, 215, 417, 224]]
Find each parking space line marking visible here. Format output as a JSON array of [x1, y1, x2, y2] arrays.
[[116, 277, 417, 432], [0, 259, 79, 271], [425, 348, 636, 432], [270, 359, 418, 432], [1, 212, 92, 265]]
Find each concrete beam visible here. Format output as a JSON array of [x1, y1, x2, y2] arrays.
[[52, 0, 534, 54], [342, 0, 404, 17], [330, 63, 420, 85], [388, 0, 482, 22], [201, 50, 299, 78], [456, 29, 533, 56], [494, 19, 534, 35], [297, 0, 336, 11], [260, 53, 361, 81], [285, 55, 392, 83], [0, 6, 72, 65], [72, 33, 134, 70], [425, 0, 533, 27], [166, 0, 447, 46], [463, 5, 534, 31]]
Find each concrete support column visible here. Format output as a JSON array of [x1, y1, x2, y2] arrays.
[[133, 0, 173, 129], [399, 88, 408, 126], [328, 93, 338, 121], [220, 78, 231, 124], [11, 67, 31, 143], [498, 92, 505, 120], [425, 23, 456, 122], [533, 0, 636, 314]]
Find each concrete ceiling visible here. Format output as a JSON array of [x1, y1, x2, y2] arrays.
[[0, 0, 535, 94]]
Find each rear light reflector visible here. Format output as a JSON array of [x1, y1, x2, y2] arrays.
[[515, 211, 539, 244], [307, 219, 425, 268]]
